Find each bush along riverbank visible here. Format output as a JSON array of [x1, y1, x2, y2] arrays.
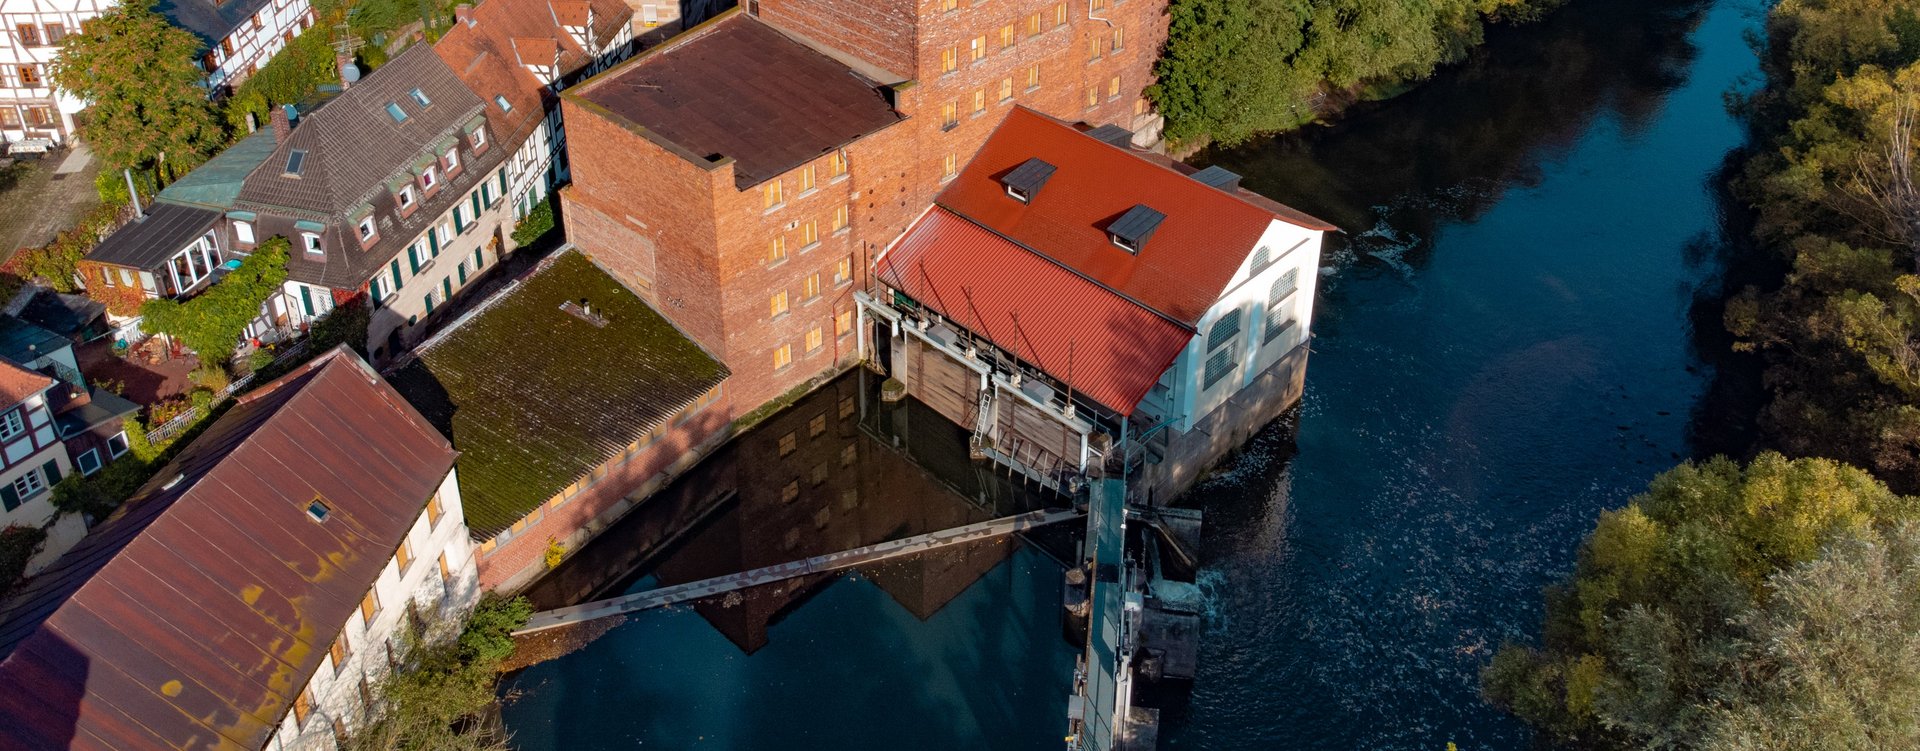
[[1485, 2, 1920, 748], [1149, 0, 1566, 147]]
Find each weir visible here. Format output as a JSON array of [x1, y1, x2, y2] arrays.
[[515, 507, 1084, 634]]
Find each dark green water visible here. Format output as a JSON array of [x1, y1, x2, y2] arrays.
[[501, 0, 1764, 746]]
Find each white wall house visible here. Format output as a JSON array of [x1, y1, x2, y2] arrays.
[[166, 0, 315, 94], [0, 360, 83, 573], [267, 466, 481, 751], [1168, 218, 1324, 432], [0, 0, 104, 148]]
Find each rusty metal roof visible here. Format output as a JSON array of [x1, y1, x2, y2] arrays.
[[0, 347, 457, 750], [938, 107, 1333, 326], [876, 208, 1194, 415], [569, 12, 903, 189]]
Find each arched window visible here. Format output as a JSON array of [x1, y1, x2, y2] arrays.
[[1207, 309, 1242, 352]]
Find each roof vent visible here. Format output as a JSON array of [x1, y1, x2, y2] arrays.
[[160, 473, 185, 490], [1191, 165, 1242, 192], [1107, 204, 1166, 254], [1086, 124, 1133, 148], [999, 158, 1056, 204], [561, 299, 609, 327]]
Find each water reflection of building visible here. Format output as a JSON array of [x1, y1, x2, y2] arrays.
[[531, 369, 1059, 653]]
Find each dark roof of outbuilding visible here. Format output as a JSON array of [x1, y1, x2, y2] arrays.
[[54, 387, 140, 438], [389, 250, 728, 536], [0, 316, 70, 366], [16, 290, 105, 339], [0, 347, 456, 751], [82, 202, 221, 271], [569, 11, 902, 189], [155, 0, 277, 46]]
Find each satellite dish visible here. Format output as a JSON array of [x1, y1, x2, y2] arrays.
[[341, 61, 362, 84]]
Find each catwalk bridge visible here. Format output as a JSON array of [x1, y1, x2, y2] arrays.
[[515, 507, 1085, 635]]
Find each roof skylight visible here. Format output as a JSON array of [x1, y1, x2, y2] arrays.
[[386, 102, 409, 123]]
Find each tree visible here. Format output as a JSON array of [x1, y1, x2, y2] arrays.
[[139, 237, 290, 363], [49, 1, 223, 180], [344, 595, 530, 751], [0, 525, 47, 598], [1482, 454, 1920, 748]]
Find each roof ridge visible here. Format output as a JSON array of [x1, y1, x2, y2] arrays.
[[932, 206, 1196, 333]]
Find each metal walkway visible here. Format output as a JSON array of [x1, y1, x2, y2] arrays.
[[516, 508, 1085, 635]]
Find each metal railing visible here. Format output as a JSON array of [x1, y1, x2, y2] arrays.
[[147, 339, 311, 443]]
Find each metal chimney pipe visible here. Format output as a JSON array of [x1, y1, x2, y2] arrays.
[[124, 168, 144, 220]]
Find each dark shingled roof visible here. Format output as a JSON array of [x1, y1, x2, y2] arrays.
[[155, 0, 277, 46], [570, 12, 902, 189], [389, 250, 728, 536], [16, 290, 105, 339], [82, 202, 221, 271], [0, 347, 456, 751], [0, 316, 70, 366]]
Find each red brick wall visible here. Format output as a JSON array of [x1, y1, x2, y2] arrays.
[[755, 0, 919, 78], [475, 393, 734, 589]]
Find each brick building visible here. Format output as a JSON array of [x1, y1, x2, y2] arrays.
[[560, 0, 1165, 414]]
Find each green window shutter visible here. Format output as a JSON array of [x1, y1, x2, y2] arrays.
[[429, 228, 441, 254], [497, 169, 507, 196], [458, 263, 467, 284], [300, 286, 315, 316], [424, 295, 434, 314], [442, 278, 452, 299], [472, 248, 483, 270], [408, 246, 420, 274], [370, 278, 383, 308], [0, 483, 18, 511], [454, 208, 465, 234], [390, 260, 403, 289], [40, 460, 60, 487], [470, 191, 481, 217]]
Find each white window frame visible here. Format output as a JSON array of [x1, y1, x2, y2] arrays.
[[397, 186, 415, 209], [75, 448, 101, 476], [12, 468, 45, 500], [107, 431, 129, 458], [358, 217, 377, 241], [234, 220, 255, 244], [0, 411, 22, 442], [444, 149, 461, 172], [301, 232, 323, 255], [471, 127, 487, 149], [421, 167, 438, 190]]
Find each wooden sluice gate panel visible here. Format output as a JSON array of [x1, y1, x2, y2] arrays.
[[995, 394, 1079, 470], [902, 337, 978, 427]]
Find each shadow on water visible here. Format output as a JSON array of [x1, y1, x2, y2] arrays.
[[501, 370, 1079, 749]]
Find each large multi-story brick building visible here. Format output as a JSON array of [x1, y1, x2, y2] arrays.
[[560, 0, 1165, 413]]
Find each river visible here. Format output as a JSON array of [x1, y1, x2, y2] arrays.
[[500, 0, 1763, 746]]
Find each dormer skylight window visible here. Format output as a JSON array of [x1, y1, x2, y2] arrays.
[[357, 216, 377, 241], [999, 157, 1055, 204], [409, 88, 431, 108], [307, 498, 330, 522], [397, 186, 415, 208], [385, 102, 408, 123], [421, 166, 438, 190], [494, 94, 512, 113], [283, 149, 307, 177], [1107, 204, 1166, 254]]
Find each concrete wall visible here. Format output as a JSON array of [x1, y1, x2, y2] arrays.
[[1139, 343, 1308, 505], [1173, 218, 1324, 432]]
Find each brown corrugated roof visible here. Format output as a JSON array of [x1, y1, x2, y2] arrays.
[[939, 107, 1333, 326], [0, 347, 457, 750], [876, 209, 1193, 415], [570, 12, 902, 188]]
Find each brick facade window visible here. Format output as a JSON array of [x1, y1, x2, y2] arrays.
[[805, 325, 823, 352], [763, 179, 784, 209], [1000, 24, 1013, 48], [1110, 75, 1122, 99], [836, 309, 854, 336], [834, 255, 852, 284], [940, 0, 957, 11], [972, 89, 986, 114], [770, 290, 790, 317], [1054, 2, 1067, 26], [1088, 36, 1100, 61], [800, 220, 818, 247], [942, 153, 957, 180], [1027, 64, 1041, 90], [769, 236, 787, 262], [942, 101, 958, 129], [970, 35, 985, 62], [1092, 0, 1106, 9], [773, 344, 792, 370], [803, 273, 820, 300], [828, 150, 848, 178], [831, 204, 849, 232], [799, 165, 816, 193], [1086, 87, 1098, 108], [1000, 77, 1014, 102], [1113, 25, 1125, 51], [941, 47, 957, 74], [1027, 12, 1041, 37]]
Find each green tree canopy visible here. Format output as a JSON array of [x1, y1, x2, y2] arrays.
[[49, 1, 223, 179], [1483, 454, 1920, 748], [139, 238, 290, 363]]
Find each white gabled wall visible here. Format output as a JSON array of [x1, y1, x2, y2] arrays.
[[1168, 218, 1324, 432], [265, 467, 481, 751]]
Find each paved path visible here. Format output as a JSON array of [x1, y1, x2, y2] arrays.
[[516, 507, 1084, 634]]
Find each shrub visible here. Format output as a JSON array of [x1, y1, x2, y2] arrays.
[[188, 365, 231, 392], [139, 237, 289, 362], [457, 594, 532, 665], [0, 525, 46, 597], [146, 396, 193, 426], [511, 197, 556, 246]]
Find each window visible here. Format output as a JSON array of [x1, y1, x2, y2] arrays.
[[1054, 2, 1067, 26], [494, 94, 513, 112], [941, 47, 958, 74], [43, 23, 63, 44], [15, 25, 39, 47], [972, 89, 986, 114], [1089, 36, 1100, 61], [1000, 24, 1014, 48], [107, 431, 129, 458], [421, 166, 438, 189], [834, 256, 852, 284], [1112, 25, 1124, 51], [764, 180, 784, 209], [11, 469, 45, 502], [768, 235, 787, 262], [942, 153, 957, 179], [1250, 245, 1274, 274], [803, 273, 820, 300], [1110, 76, 1121, 98], [471, 127, 487, 150], [1204, 310, 1243, 388], [234, 220, 255, 244], [1265, 270, 1300, 344], [942, 101, 958, 129], [330, 636, 350, 671], [829, 150, 848, 178], [360, 590, 380, 623], [940, 0, 956, 10], [438, 553, 451, 584], [1000, 77, 1014, 102], [1, 411, 24, 442], [385, 102, 409, 123], [397, 186, 415, 209], [0, 108, 16, 128], [1092, 0, 1105, 9], [831, 204, 849, 232], [301, 233, 322, 255], [1086, 87, 1099, 108], [800, 220, 818, 247], [294, 689, 312, 727], [395, 538, 413, 571], [444, 148, 461, 172], [426, 494, 443, 527], [841, 442, 857, 466], [836, 309, 854, 336], [410, 88, 432, 108], [358, 216, 377, 242], [23, 107, 51, 128], [284, 149, 307, 176], [770, 290, 789, 317], [970, 35, 986, 61], [773, 344, 792, 370], [1027, 64, 1041, 90], [1027, 12, 1041, 36], [799, 165, 815, 193], [805, 326, 823, 352]]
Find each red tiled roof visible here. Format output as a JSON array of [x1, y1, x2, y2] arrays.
[[0, 359, 52, 408], [0, 347, 458, 750], [434, 0, 632, 166], [876, 209, 1194, 415], [569, 12, 903, 188], [938, 107, 1334, 326]]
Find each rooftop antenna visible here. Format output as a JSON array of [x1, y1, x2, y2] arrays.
[[333, 22, 364, 85]]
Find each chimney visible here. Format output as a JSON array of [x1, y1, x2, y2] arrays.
[[270, 107, 290, 144], [455, 4, 475, 26]]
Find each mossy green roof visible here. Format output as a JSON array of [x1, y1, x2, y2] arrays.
[[390, 251, 728, 537]]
